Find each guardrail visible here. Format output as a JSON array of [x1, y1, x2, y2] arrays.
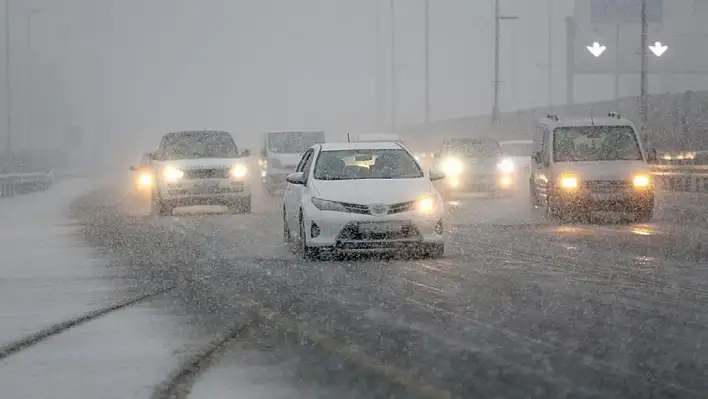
[[651, 165, 708, 193], [0, 170, 54, 197]]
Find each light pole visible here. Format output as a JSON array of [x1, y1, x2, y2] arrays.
[[424, 0, 430, 124], [390, 0, 396, 133], [493, 0, 518, 123], [639, 0, 649, 144], [375, 0, 383, 129], [4, 0, 12, 154], [546, 0, 553, 110], [26, 8, 41, 149]]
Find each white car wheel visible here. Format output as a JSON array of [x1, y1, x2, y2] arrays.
[[299, 213, 319, 260]]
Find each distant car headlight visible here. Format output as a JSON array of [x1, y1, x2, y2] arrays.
[[559, 174, 578, 189], [136, 172, 153, 187], [441, 157, 464, 176], [230, 164, 248, 179], [163, 166, 184, 181], [633, 174, 651, 188], [416, 195, 437, 214], [311, 197, 349, 212], [497, 158, 515, 173]]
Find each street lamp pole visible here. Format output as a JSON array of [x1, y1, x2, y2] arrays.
[[639, 0, 649, 143], [547, 0, 553, 110], [26, 8, 40, 149], [4, 0, 12, 154], [493, 0, 518, 123], [390, 0, 396, 133], [375, 0, 382, 129], [424, 0, 430, 124]]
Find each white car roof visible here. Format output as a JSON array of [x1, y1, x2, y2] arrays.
[[265, 129, 324, 134], [319, 142, 404, 151], [500, 140, 533, 145], [542, 117, 635, 128]]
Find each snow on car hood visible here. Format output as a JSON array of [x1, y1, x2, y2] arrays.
[[312, 178, 434, 205], [155, 158, 244, 170]]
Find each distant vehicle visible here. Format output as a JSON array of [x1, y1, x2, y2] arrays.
[[433, 138, 515, 197], [131, 130, 252, 216], [261, 130, 326, 195], [349, 133, 405, 144], [500, 139, 534, 178], [530, 113, 656, 222], [282, 142, 446, 259]]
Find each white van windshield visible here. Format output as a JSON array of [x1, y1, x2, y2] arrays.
[[553, 126, 642, 162], [267, 131, 323, 154]]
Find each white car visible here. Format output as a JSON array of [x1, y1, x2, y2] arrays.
[[145, 130, 252, 216], [282, 142, 446, 259]]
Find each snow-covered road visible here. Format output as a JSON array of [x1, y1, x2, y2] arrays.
[[5, 176, 708, 398]]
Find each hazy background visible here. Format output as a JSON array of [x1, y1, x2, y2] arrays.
[[1, 0, 706, 166]]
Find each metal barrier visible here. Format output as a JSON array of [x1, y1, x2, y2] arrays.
[[0, 170, 54, 197], [651, 165, 708, 193]]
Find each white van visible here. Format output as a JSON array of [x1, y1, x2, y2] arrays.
[[350, 133, 405, 144], [529, 113, 656, 222], [261, 130, 326, 195]]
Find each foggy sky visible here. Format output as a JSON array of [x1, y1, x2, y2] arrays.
[[2, 0, 706, 158]]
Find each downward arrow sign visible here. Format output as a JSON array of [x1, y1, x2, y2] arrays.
[[649, 41, 668, 57], [586, 41, 606, 57]]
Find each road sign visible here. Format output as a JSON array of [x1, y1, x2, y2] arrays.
[[586, 41, 607, 57], [648, 41, 668, 57], [588, 0, 663, 25]]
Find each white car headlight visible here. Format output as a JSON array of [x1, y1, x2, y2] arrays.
[[230, 164, 248, 179], [163, 166, 184, 181], [416, 194, 438, 214], [441, 157, 464, 176], [497, 158, 515, 173], [311, 197, 349, 212]]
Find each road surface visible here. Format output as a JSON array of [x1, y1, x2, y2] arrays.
[[4, 174, 708, 398]]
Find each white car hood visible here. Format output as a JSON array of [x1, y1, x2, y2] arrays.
[[553, 160, 650, 181], [156, 158, 244, 170], [312, 178, 434, 205]]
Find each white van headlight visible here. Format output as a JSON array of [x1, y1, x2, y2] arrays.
[[633, 174, 650, 188], [559, 174, 578, 189]]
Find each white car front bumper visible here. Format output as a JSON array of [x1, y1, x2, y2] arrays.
[[301, 201, 445, 251]]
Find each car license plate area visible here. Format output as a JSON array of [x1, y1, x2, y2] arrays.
[[192, 181, 220, 194], [351, 222, 419, 240]]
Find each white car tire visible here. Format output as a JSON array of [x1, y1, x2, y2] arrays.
[[423, 243, 444, 259], [283, 208, 292, 244], [298, 213, 319, 260]]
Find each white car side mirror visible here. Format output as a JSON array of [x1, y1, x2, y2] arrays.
[[429, 169, 446, 181], [286, 172, 306, 185]]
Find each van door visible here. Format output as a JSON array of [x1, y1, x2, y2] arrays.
[[532, 125, 552, 205]]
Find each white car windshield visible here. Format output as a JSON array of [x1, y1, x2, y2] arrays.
[[267, 132, 323, 154], [553, 126, 643, 162], [313, 149, 423, 180], [161, 132, 239, 160]]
